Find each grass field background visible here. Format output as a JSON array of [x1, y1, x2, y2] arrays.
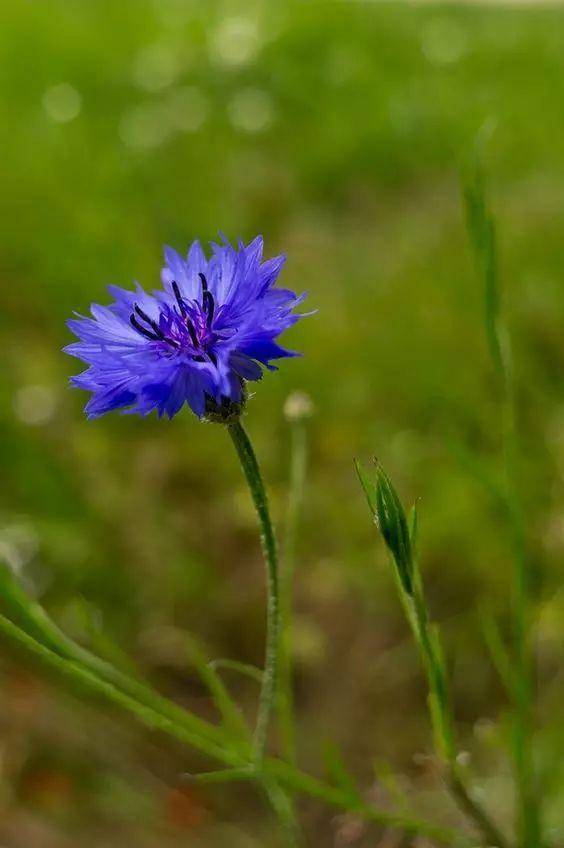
[[2, 2, 564, 845]]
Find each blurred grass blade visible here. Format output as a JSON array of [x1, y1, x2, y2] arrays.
[[261, 776, 302, 848], [0, 564, 240, 753], [185, 634, 250, 740], [322, 739, 361, 803], [184, 766, 255, 786], [208, 658, 263, 685], [354, 457, 379, 517], [463, 158, 540, 847], [463, 159, 504, 376], [408, 502, 419, 555], [74, 596, 142, 678], [0, 577, 465, 845], [479, 606, 513, 696], [0, 610, 239, 766], [373, 758, 411, 814]]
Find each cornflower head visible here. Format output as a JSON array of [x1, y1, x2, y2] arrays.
[[65, 236, 307, 422]]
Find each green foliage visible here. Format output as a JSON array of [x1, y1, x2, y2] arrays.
[[356, 463, 509, 846], [1, 1, 564, 844], [464, 151, 504, 376]]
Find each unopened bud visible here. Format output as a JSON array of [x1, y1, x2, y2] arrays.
[[355, 459, 414, 595]]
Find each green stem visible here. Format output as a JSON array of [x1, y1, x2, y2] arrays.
[[447, 768, 511, 848], [0, 609, 466, 847], [228, 420, 280, 765], [266, 759, 469, 846], [0, 565, 237, 755], [464, 163, 540, 846], [410, 582, 509, 848], [503, 381, 539, 848], [0, 611, 241, 767], [466, 167, 542, 848], [279, 417, 308, 765]]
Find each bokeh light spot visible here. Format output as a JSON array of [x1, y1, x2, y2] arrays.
[[14, 385, 57, 426], [42, 83, 82, 123], [210, 16, 260, 67], [228, 88, 273, 133]]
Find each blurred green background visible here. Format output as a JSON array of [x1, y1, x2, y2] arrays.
[[2, 1, 564, 845]]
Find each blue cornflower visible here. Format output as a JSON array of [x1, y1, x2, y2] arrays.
[[65, 236, 306, 421]]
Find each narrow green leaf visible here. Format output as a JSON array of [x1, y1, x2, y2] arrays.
[[185, 635, 250, 741], [463, 155, 504, 376], [408, 502, 419, 556], [0, 564, 238, 753], [322, 739, 360, 803], [183, 766, 255, 786], [0, 611, 238, 766], [74, 597, 141, 678], [261, 776, 302, 848], [479, 606, 513, 696], [354, 458, 378, 517], [208, 658, 263, 685], [372, 758, 410, 813]]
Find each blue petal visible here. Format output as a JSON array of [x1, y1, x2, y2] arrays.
[[238, 336, 298, 366], [230, 353, 263, 381]]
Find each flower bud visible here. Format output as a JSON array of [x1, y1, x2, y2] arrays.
[[356, 459, 413, 595]]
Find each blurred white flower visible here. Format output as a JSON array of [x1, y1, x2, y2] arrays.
[[42, 83, 82, 123], [13, 384, 57, 426], [284, 391, 314, 422], [456, 750, 471, 767], [228, 88, 274, 133]]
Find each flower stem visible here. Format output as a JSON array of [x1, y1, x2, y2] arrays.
[[410, 581, 509, 848], [228, 420, 279, 765]]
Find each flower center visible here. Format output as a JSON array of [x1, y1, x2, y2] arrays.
[[129, 274, 218, 364]]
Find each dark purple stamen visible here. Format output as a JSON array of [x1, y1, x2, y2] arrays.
[[131, 304, 178, 348], [203, 290, 215, 324], [134, 304, 165, 339], [130, 314, 162, 342], [171, 280, 187, 317], [186, 319, 199, 349], [199, 273, 215, 325]]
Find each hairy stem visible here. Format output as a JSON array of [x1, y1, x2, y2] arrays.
[[228, 420, 280, 765]]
